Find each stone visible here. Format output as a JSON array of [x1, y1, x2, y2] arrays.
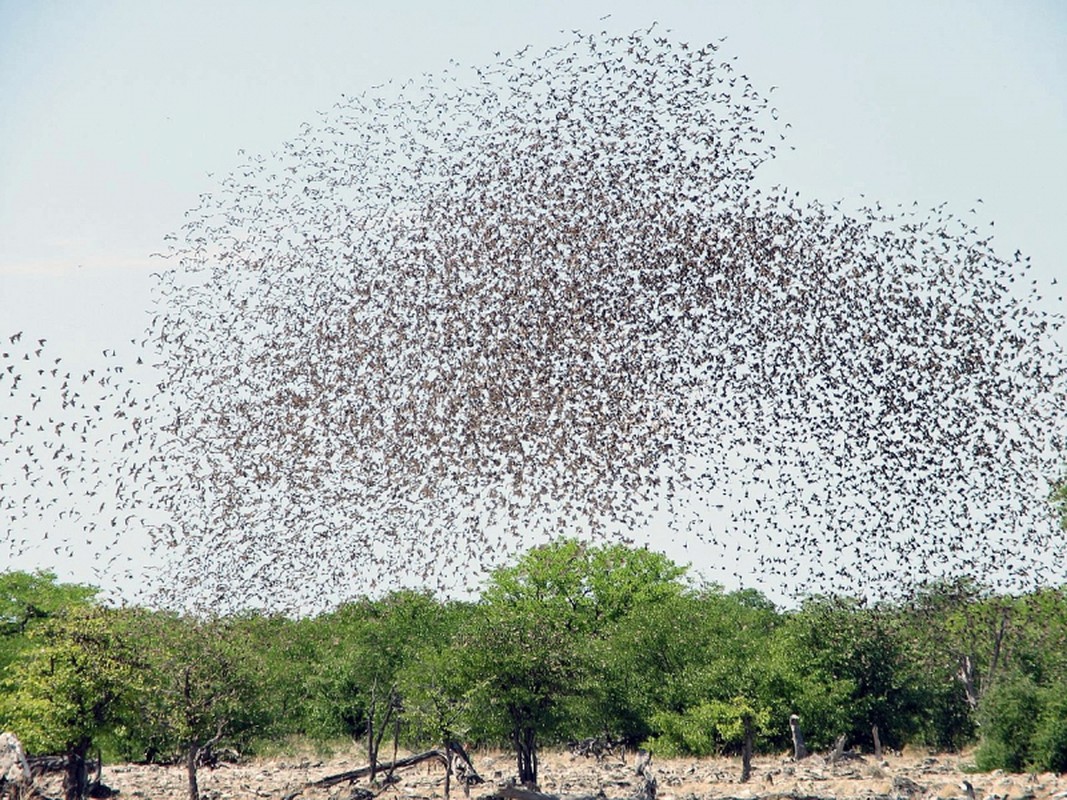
[[0, 732, 31, 787]]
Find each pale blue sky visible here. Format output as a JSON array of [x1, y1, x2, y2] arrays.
[[1, 1, 1065, 601], [2, 1, 1065, 356]]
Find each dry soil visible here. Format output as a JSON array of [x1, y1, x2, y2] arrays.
[[30, 746, 1067, 800]]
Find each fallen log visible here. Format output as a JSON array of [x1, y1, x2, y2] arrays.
[[281, 744, 483, 800], [27, 754, 66, 776]]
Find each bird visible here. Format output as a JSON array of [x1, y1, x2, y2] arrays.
[[4, 25, 1064, 616]]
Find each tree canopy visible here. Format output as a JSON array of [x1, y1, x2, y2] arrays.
[[4, 546, 1067, 791]]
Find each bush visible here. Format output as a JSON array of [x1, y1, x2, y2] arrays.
[[647, 702, 724, 757], [1031, 688, 1067, 773], [646, 698, 769, 757], [915, 677, 975, 752], [975, 677, 1041, 772], [976, 677, 1067, 773]]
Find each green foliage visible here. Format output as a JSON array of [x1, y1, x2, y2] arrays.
[[1010, 589, 1067, 685], [6, 545, 1067, 779], [305, 590, 461, 745], [1031, 689, 1067, 773], [0, 605, 137, 755], [975, 677, 1042, 772], [647, 697, 770, 757], [397, 640, 472, 749], [912, 672, 975, 752], [783, 597, 966, 752], [620, 587, 886, 758], [903, 581, 1067, 754], [459, 539, 687, 784], [903, 578, 1020, 714], [754, 620, 853, 751], [0, 570, 97, 676], [207, 610, 330, 752], [976, 676, 1067, 773], [111, 611, 263, 763], [459, 570, 587, 746]]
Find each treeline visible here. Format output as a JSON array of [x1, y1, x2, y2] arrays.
[[3, 539, 1067, 800]]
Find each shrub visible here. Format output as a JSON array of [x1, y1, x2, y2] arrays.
[[646, 698, 770, 757], [975, 677, 1040, 772], [1031, 688, 1067, 773]]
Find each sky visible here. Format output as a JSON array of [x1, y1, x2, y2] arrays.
[[1, 1, 1066, 605]]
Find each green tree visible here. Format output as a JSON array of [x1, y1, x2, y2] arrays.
[[647, 696, 770, 758], [1030, 686, 1067, 773], [459, 539, 686, 787], [308, 590, 458, 778], [621, 587, 787, 757], [975, 676, 1042, 772], [780, 597, 941, 752], [118, 611, 262, 800], [397, 634, 475, 799], [224, 611, 319, 747], [903, 578, 1017, 712], [0, 605, 138, 800], [971, 588, 1067, 772]]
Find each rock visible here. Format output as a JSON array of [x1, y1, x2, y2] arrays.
[[88, 780, 120, 798], [890, 775, 925, 798], [0, 732, 32, 788]]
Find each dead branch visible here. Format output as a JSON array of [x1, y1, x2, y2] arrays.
[[281, 744, 482, 800]]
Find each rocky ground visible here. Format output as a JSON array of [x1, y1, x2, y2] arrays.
[[29, 746, 1067, 800]]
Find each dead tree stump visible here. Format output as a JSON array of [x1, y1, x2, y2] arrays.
[[634, 749, 656, 800], [789, 714, 808, 760], [830, 734, 847, 766]]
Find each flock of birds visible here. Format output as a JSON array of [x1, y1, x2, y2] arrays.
[[1, 330, 156, 594], [3, 27, 1066, 612]]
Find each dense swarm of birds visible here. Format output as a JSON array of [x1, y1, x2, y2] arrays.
[[4, 27, 1066, 612]]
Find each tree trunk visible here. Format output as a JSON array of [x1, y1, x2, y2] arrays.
[[385, 706, 401, 785], [513, 725, 538, 788], [634, 749, 656, 800], [63, 739, 90, 800], [740, 713, 754, 782], [872, 724, 882, 760], [444, 744, 453, 800], [367, 682, 398, 784], [367, 681, 377, 783], [449, 740, 480, 799], [186, 743, 201, 800], [958, 655, 980, 710], [830, 734, 846, 765]]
